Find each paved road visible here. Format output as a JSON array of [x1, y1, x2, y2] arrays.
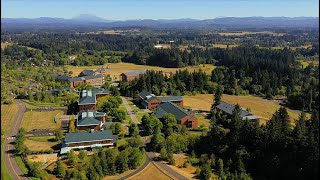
[[3, 100, 29, 180], [121, 96, 140, 124], [147, 152, 189, 180], [118, 152, 151, 180]]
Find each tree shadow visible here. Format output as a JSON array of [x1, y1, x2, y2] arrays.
[[51, 143, 61, 151]]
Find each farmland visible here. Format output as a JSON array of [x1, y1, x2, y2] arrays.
[[1, 102, 19, 134], [184, 94, 305, 125], [66, 62, 216, 79], [20, 110, 64, 131]]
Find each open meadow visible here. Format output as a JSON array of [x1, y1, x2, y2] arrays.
[[24, 136, 60, 152], [21, 110, 64, 131], [128, 163, 173, 180], [66, 62, 216, 80], [184, 94, 305, 125], [1, 102, 19, 134]]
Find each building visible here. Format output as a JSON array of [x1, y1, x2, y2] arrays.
[[78, 89, 111, 112], [215, 101, 260, 123], [68, 74, 104, 88], [76, 110, 106, 130], [155, 102, 198, 128], [60, 130, 117, 154], [55, 74, 72, 82], [79, 67, 108, 77], [137, 90, 183, 110], [120, 69, 147, 82]]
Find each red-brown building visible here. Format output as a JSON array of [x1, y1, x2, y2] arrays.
[[79, 67, 108, 77], [68, 74, 104, 88], [137, 90, 183, 110], [120, 69, 147, 82], [155, 102, 198, 128]]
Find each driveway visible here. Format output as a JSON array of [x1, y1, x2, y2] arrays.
[[3, 100, 29, 180]]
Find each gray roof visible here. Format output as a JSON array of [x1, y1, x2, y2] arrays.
[[157, 96, 183, 102], [216, 101, 254, 118], [64, 130, 115, 144], [121, 69, 147, 77], [77, 110, 106, 126], [80, 69, 95, 76], [68, 74, 103, 82], [155, 102, 192, 120], [138, 90, 152, 99], [78, 88, 111, 105], [56, 74, 72, 81]]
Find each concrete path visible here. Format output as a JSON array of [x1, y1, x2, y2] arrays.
[[121, 96, 140, 124], [3, 100, 29, 180]]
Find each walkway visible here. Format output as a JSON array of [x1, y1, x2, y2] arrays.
[[3, 100, 29, 180], [121, 96, 140, 124]]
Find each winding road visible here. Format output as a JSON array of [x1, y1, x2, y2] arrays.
[[3, 100, 29, 180]]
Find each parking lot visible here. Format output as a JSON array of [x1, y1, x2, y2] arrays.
[[27, 128, 55, 136]]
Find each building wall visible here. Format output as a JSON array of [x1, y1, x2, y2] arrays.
[[66, 140, 114, 148], [120, 74, 127, 81], [179, 115, 198, 128], [79, 104, 96, 112], [121, 73, 145, 82], [85, 77, 104, 87], [147, 98, 162, 110], [77, 125, 98, 131]]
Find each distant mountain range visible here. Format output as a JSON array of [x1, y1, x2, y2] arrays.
[[1, 15, 319, 31]]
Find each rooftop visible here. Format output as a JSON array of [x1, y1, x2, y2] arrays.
[[78, 88, 111, 105], [155, 102, 192, 120], [77, 110, 106, 126], [216, 101, 260, 120], [64, 130, 115, 144], [68, 74, 104, 82], [121, 69, 147, 77], [157, 96, 183, 102]]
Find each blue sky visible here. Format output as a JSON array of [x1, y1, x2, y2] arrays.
[[2, 0, 319, 20]]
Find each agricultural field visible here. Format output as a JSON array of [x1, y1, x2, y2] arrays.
[[1, 102, 19, 134], [66, 62, 216, 80], [128, 163, 172, 180], [184, 94, 305, 125], [218, 31, 285, 36], [21, 110, 64, 131]]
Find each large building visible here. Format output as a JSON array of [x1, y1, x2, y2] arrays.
[[77, 110, 106, 130], [120, 69, 147, 82], [155, 102, 198, 128], [79, 67, 108, 77], [60, 130, 117, 154], [137, 90, 183, 110], [78, 89, 111, 112], [68, 74, 104, 88], [215, 101, 260, 123]]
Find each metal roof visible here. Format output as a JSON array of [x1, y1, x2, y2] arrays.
[[68, 74, 104, 82], [77, 110, 106, 126], [80, 69, 95, 76], [155, 102, 192, 120], [121, 69, 147, 77], [64, 130, 115, 144], [138, 90, 152, 99], [216, 101, 258, 119], [78, 88, 111, 105], [157, 96, 183, 102]]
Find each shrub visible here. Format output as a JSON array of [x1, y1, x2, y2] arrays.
[[183, 161, 190, 168], [3, 99, 13, 104]]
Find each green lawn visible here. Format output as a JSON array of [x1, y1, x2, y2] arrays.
[[1, 138, 12, 180], [195, 114, 210, 128], [21, 100, 64, 109], [15, 156, 28, 175]]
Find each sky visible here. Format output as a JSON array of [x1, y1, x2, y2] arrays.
[[2, 0, 319, 20]]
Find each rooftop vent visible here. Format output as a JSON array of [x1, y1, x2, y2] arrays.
[[82, 112, 87, 118], [87, 90, 92, 97], [88, 112, 94, 117]]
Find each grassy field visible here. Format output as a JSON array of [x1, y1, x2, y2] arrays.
[[1, 138, 12, 180], [21, 100, 64, 110], [15, 156, 28, 174], [1, 102, 19, 134], [212, 44, 239, 48], [66, 62, 216, 80], [21, 110, 64, 131], [128, 163, 172, 180], [1, 42, 13, 49], [184, 94, 304, 125], [195, 114, 210, 128], [24, 138, 60, 152]]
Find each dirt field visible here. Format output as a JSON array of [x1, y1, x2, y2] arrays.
[[21, 110, 64, 131], [128, 163, 172, 180], [184, 94, 304, 124], [66, 62, 216, 80], [1, 102, 19, 134]]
